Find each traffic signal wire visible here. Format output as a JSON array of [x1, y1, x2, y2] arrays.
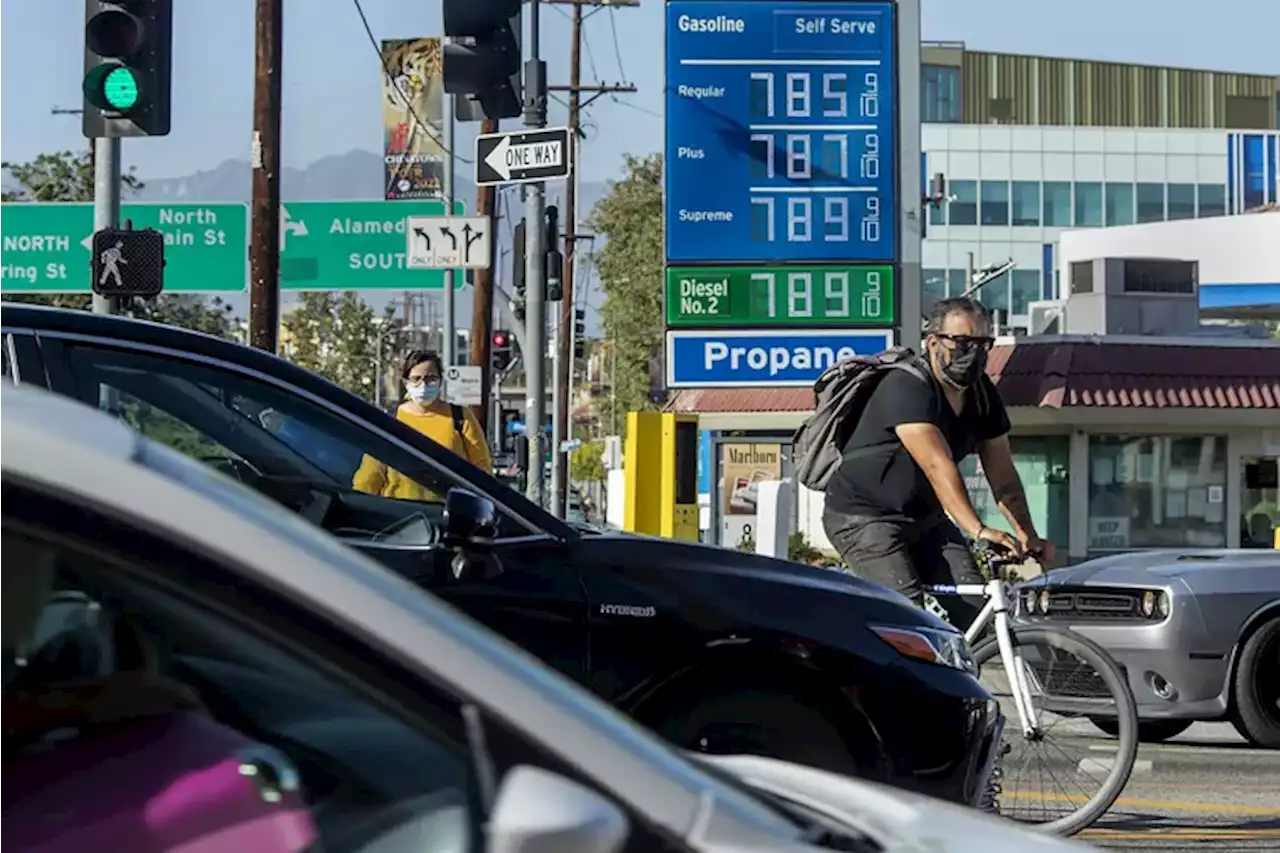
[[349, 0, 475, 165]]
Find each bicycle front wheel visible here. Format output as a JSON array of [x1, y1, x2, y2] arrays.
[[972, 625, 1139, 836]]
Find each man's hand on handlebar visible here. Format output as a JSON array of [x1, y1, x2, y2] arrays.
[[1019, 532, 1055, 565], [975, 525, 1021, 557]]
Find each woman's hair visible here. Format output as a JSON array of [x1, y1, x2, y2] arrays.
[[398, 349, 443, 402]]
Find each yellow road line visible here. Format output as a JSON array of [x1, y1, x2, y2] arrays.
[[1082, 829, 1280, 841]]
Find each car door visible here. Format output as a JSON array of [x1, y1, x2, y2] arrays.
[[40, 335, 589, 683], [2, 484, 697, 853], [1, 330, 47, 388]]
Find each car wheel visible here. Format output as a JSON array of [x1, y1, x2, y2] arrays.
[[1089, 717, 1193, 743], [652, 687, 861, 776], [1231, 617, 1280, 749]]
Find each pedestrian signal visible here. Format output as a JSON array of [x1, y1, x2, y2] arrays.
[[92, 227, 165, 297]]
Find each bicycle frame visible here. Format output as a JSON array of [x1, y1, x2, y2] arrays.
[[928, 578, 1041, 738]]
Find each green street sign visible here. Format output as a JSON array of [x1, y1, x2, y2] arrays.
[[1, 202, 247, 293], [279, 199, 464, 291], [665, 264, 895, 327]]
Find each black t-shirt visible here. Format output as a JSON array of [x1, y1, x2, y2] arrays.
[[824, 365, 1010, 521]]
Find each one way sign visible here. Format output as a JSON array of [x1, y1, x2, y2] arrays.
[[405, 215, 491, 270], [474, 127, 572, 187]]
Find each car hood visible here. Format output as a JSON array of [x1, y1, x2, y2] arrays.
[[699, 754, 1095, 852], [1022, 549, 1279, 588], [578, 528, 923, 609]]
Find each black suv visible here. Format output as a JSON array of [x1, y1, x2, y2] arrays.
[[2, 305, 1000, 805]]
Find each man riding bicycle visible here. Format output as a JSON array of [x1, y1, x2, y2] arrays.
[[823, 296, 1054, 627]]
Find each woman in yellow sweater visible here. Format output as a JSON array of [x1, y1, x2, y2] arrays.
[[352, 349, 492, 500]]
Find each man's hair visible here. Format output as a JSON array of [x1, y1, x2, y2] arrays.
[[925, 296, 990, 336]]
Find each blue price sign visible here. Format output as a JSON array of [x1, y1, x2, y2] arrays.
[[665, 2, 897, 264], [665, 328, 893, 388]]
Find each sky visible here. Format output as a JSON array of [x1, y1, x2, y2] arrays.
[[3, 0, 1278, 186]]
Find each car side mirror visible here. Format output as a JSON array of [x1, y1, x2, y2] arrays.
[[486, 766, 628, 853], [443, 488, 497, 547]]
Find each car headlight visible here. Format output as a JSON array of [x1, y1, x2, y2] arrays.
[[1141, 589, 1171, 618], [870, 624, 975, 673], [1038, 589, 1051, 614], [1022, 589, 1038, 615]]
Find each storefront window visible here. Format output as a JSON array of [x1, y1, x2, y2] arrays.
[[1241, 457, 1278, 549], [959, 436, 1069, 557], [1087, 435, 1227, 550]]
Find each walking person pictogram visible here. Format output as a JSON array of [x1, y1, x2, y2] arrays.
[[98, 240, 128, 289]]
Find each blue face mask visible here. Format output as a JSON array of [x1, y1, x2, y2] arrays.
[[407, 380, 441, 404]]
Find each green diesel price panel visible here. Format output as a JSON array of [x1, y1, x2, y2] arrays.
[[665, 265, 895, 328]]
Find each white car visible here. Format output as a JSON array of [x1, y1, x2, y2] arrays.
[[1, 384, 1095, 853]]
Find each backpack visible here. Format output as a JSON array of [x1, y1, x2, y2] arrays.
[[792, 346, 930, 492], [449, 404, 470, 462]]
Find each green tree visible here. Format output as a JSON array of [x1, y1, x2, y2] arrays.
[[587, 153, 666, 434], [2, 150, 238, 337], [284, 292, 401, 404], [569, 441, 606, 487]]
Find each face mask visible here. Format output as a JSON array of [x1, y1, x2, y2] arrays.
[[935, 342, 988, 389], [407, 381, 441, 404]]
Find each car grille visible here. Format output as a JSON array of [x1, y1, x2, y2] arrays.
[[1032, 588, 1149, 621]]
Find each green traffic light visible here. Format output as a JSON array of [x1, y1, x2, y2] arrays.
[[102, 67, 140, 110], [84, 64, 140, 112]]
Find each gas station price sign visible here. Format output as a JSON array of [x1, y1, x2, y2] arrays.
[[666, 264, 895, 327], [664, 2, 897, 264]]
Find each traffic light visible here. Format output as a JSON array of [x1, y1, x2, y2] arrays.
[[82, 0, 173, 138], [544, 205, 563, 302], [511, 218, 527, 320], [573, 309, 586, 359], [91, 227, 165, 297], [443, 0, 522, 122], [492, 329, 514, 372]]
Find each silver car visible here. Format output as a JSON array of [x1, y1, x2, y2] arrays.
[[1, 384, 1094, 852], [1017, 551, 1280, 747]]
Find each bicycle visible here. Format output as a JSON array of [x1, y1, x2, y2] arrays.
[[925, 548, 1139, 837]]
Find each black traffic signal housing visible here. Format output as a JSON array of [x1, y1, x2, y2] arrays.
[[443, 0, 522, 122], [544, 205, 563, 302], [511, 218, 527, 321], [91, 226, 165, 297], [82, 0, 173, 138], [491, 329, 514, 373], [573, 308, 586, 359]]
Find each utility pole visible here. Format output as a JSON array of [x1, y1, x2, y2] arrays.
[[248, 0, 283, 353], [442, 98, 456, 366], [547, 0, 638, 517], [523, 0, 549, 507], [91, 137, 122, 316], [53, 105, 111, 311], [469, 125, 499, 433]]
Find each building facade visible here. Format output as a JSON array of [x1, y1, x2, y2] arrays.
[[919, 45, 1280, 328]]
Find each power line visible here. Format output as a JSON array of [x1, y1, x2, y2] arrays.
[[349, 0, 473, 164], [609, 97, 661, 119], [606, 9, 628, 82]]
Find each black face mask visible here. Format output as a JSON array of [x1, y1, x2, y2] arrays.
[[935, 342, 988, 389]]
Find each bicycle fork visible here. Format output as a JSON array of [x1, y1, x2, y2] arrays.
[[984, 580, 1041, 739]]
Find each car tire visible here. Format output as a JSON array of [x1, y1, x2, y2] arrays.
[[1089, 717, 1192, 743], [651, 687, 862, 777], [1231, 617, 1280, 749]]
